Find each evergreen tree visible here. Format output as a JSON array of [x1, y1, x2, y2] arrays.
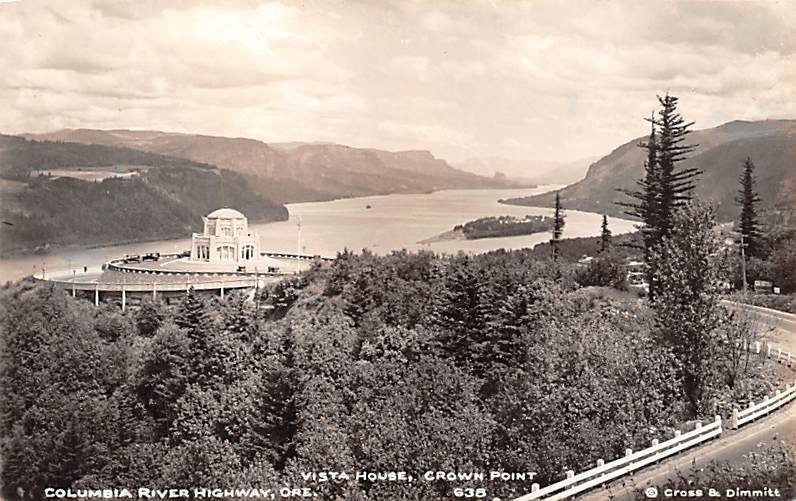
[[136, 323, 193, 438], [736, 157, 761, 259], [654, 93, 699, 235], [175, 287, 210, 337], [134, 297, 164, 337], [620, 95, 698, 300], [618, 114, 660, 243], [551, 192, 565, 261], [600, 214, 612, 253], [618, 115, 661, 297], [248, 359, 300, 469], [431, 256, 493, 374]]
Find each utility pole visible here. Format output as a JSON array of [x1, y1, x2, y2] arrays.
[[296, 215, 302, 274], [254, 267, 260, 314], [739, 233, 747, 296]]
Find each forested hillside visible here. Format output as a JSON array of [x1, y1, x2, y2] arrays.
[[1, 247, 788, 500], [25, 129, 522, 203], [504, 120, 796, 222], [0, 134, 213, 179], [0, 135, 288, 255]]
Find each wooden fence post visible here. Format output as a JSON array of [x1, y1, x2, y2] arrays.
[[596, 459, 605, 484]]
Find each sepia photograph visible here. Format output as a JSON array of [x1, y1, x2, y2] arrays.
[[0, 1, 795, 500]]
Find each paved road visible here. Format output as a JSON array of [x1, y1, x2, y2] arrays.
[[578, 302, 796, 501], [722, 301, 796, 356]]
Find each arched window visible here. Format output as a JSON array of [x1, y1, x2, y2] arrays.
[[242, 244, 255, 260]]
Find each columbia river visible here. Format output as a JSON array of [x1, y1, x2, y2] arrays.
[[0, 187, 637, 282]]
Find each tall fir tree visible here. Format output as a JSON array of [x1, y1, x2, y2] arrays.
[[600, 214, 612, 253], [654, 93, 699, 236], [618, 114, 661, 296], [736, 157, 762, 259], [620, 94, 699, 300], [551, 192, 565, 261], [619, 114, 660, 241]]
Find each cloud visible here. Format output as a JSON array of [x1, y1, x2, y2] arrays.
[[1, 0, 794, 163], [378, 120, 472, 148]]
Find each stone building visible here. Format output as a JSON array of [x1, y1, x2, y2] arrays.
[[190, 208, 259, 263]]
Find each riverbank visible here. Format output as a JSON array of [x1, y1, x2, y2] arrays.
[[417, 228, 465, 244]]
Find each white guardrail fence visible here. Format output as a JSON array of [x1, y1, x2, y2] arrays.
[[513, 337, 796, 501]]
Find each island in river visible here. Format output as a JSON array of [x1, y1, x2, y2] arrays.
[[421, 214, 555, 243]]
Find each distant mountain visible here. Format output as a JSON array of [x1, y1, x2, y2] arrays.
[[0, 135, 287, 255], [503, 120, 796, 223], [454, 156, 598, 185], [25, 129, 519, 203]]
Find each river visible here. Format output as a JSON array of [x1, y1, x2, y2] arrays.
[[0, 187, 637, 282]]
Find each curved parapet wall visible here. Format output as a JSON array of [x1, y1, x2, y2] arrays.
[[104, 251, 333, 277], [262, 251, 332, 262], [32, 274, 262, 293], [31, 250, 334, 297]]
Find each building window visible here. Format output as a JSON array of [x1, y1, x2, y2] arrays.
[[242, 244, 255, 260], [222, 226, 233, 237], [217, 245, 235, 261], [197, 245, 209, 261]]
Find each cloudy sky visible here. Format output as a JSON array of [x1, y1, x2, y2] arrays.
[[1, 0, 794, 163]]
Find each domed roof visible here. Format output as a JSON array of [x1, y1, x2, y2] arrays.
[[206, 207, 245, 219]]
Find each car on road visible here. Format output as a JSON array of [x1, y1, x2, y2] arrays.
[[122, 254, 141, 263], [142, 252, 160, 262]]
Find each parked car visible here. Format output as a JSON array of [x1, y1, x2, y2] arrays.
[[122, 254, 141, 263], [142, 252, 161, 262]]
